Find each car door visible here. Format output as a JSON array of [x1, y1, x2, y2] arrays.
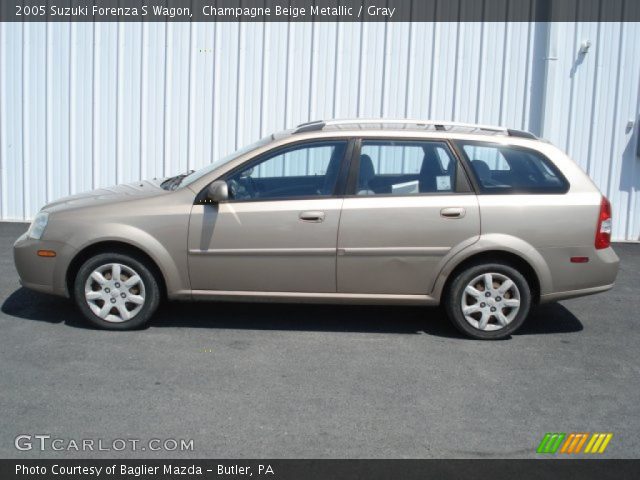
[[337, 138, 480, 295], [188, 139, 351, 293]]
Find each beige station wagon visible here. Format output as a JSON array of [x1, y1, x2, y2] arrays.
[[13, 119, 619, 339]]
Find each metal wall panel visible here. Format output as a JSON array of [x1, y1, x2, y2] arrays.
[[542, 18, 640, 241], [0, 19, 639, 240]]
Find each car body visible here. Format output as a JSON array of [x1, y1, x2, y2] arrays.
[[13, 119, 619, 338]]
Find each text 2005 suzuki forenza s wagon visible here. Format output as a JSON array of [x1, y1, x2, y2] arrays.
[[14, 120, 619, 339]]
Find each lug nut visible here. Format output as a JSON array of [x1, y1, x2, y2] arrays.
[[115, 282, 120, 288], [110, 298, 116, 304], [480, 303, 486, 308], [121, 293, 126, 298], [496, 296, 502, 301], [104, 288, 110, 293], [490, 307, 497, 312], [485, 292, 491, 297]]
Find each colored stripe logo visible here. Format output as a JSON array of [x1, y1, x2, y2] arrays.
[[537, 433, 613, 454]]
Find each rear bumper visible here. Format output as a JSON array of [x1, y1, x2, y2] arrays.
[[538, 245, 619, 302], [540, 283, 614, 303]]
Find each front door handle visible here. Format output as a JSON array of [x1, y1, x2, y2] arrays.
[[299, 211, 325, 223], [440, 207, 466, 219]]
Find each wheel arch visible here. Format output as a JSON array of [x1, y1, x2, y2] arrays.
[[440, 250, 541, 305], [433, 235, 553, 304], [66, 241, 168, 300]]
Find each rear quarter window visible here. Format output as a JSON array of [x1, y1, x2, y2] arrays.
[[456, 141, 569, 194]]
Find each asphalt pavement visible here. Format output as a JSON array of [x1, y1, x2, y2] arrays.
[[1, 221, 638, 458]]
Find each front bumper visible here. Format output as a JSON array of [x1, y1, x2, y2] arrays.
[[13, 232, 76, 297]]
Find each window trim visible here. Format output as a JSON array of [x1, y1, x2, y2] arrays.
[[343, 137, 473, 198], [196, 138, 354, 204], [452, 140, 570, 195]]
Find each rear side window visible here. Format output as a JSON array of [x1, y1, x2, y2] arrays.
[[355, 140, 457, 195], [456, 142, 569, 194]]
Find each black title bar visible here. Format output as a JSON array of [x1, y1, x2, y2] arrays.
[[2, 0, 640, 22], [2, 459, 640, 480]]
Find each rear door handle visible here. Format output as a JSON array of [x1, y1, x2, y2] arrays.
[[440, 207, 466, 219], [299, 211, 325, 223]]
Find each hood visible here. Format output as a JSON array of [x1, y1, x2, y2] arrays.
[[42, 180, 166, 213]]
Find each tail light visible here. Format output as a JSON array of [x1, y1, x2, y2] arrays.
[[595, 196, 612, 249]]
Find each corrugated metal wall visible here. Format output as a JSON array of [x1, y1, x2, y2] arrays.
[[1, 20, 639, 240]]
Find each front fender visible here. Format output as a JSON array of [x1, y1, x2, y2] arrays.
[[59, 224, 188, 299]]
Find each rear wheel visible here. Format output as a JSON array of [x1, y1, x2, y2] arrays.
[[73, 253, 160, 330], [445, 262, 531, 340]]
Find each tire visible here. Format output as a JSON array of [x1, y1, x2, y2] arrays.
[[444, 262, 531, 340], [73, 252, 160, 330]]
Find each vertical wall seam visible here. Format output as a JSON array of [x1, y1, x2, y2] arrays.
[[565, 8, 580, 152], [428, 20, 438, 118], [379, 20, 389, 116], [234, 23, 243, 148], [332, 23, 340, 118], [69, 23, 76, 195], [521, 20, 534, 129], [605, 19, 626, 200], [115, 21, 122, 184], [211, 22, 219, 160], [45, 22, 53, 199], [498, 19, 510, 125], [475, 18, 485, 122], [162, 22, 171, 177], [187, 21, 196, 171], [22, 23, 28, 219], [91, 22, 97, 189], [356, 22, 365, 116], [259, 22, 268, 137], [403, 16, 413, 117], [283, 22, 290, 127], [451, 21, 461, 120], [585, 21, 602, 177], [139, 23, 147, 180], [308, 21, 316, 120]]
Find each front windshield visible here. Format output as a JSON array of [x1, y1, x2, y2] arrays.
[[178, 136, 273, 189]]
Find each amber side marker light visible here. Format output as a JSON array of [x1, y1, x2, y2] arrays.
[[37, 250, 56, 257]]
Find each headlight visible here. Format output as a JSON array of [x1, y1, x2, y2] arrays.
[[27, 212, 49, 240]]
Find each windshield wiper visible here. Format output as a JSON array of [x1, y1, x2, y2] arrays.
[[161, 170, 194, 190]]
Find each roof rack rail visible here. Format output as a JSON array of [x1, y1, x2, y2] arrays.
[[293, 118, 537, 138], [506, 128, 538, 139], [294, 120, 325, 133]]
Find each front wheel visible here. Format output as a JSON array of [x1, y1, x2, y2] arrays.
[[444, 262, 532, 340], [73, 253, 160, 330]]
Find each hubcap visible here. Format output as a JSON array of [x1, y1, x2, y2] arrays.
[[84, 263, 146, 323], [461, 272, 521, 332]]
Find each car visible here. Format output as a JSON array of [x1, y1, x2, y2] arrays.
[[13, 119, 619, 339]]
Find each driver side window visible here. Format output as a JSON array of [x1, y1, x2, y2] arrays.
[[226, 141, 347, 201]]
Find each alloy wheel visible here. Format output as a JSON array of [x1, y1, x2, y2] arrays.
[[461, 272, 521, 331], [84, 263, 146, 323]]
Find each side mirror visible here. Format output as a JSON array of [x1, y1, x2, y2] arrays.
[[206, 180, 229, 203]]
